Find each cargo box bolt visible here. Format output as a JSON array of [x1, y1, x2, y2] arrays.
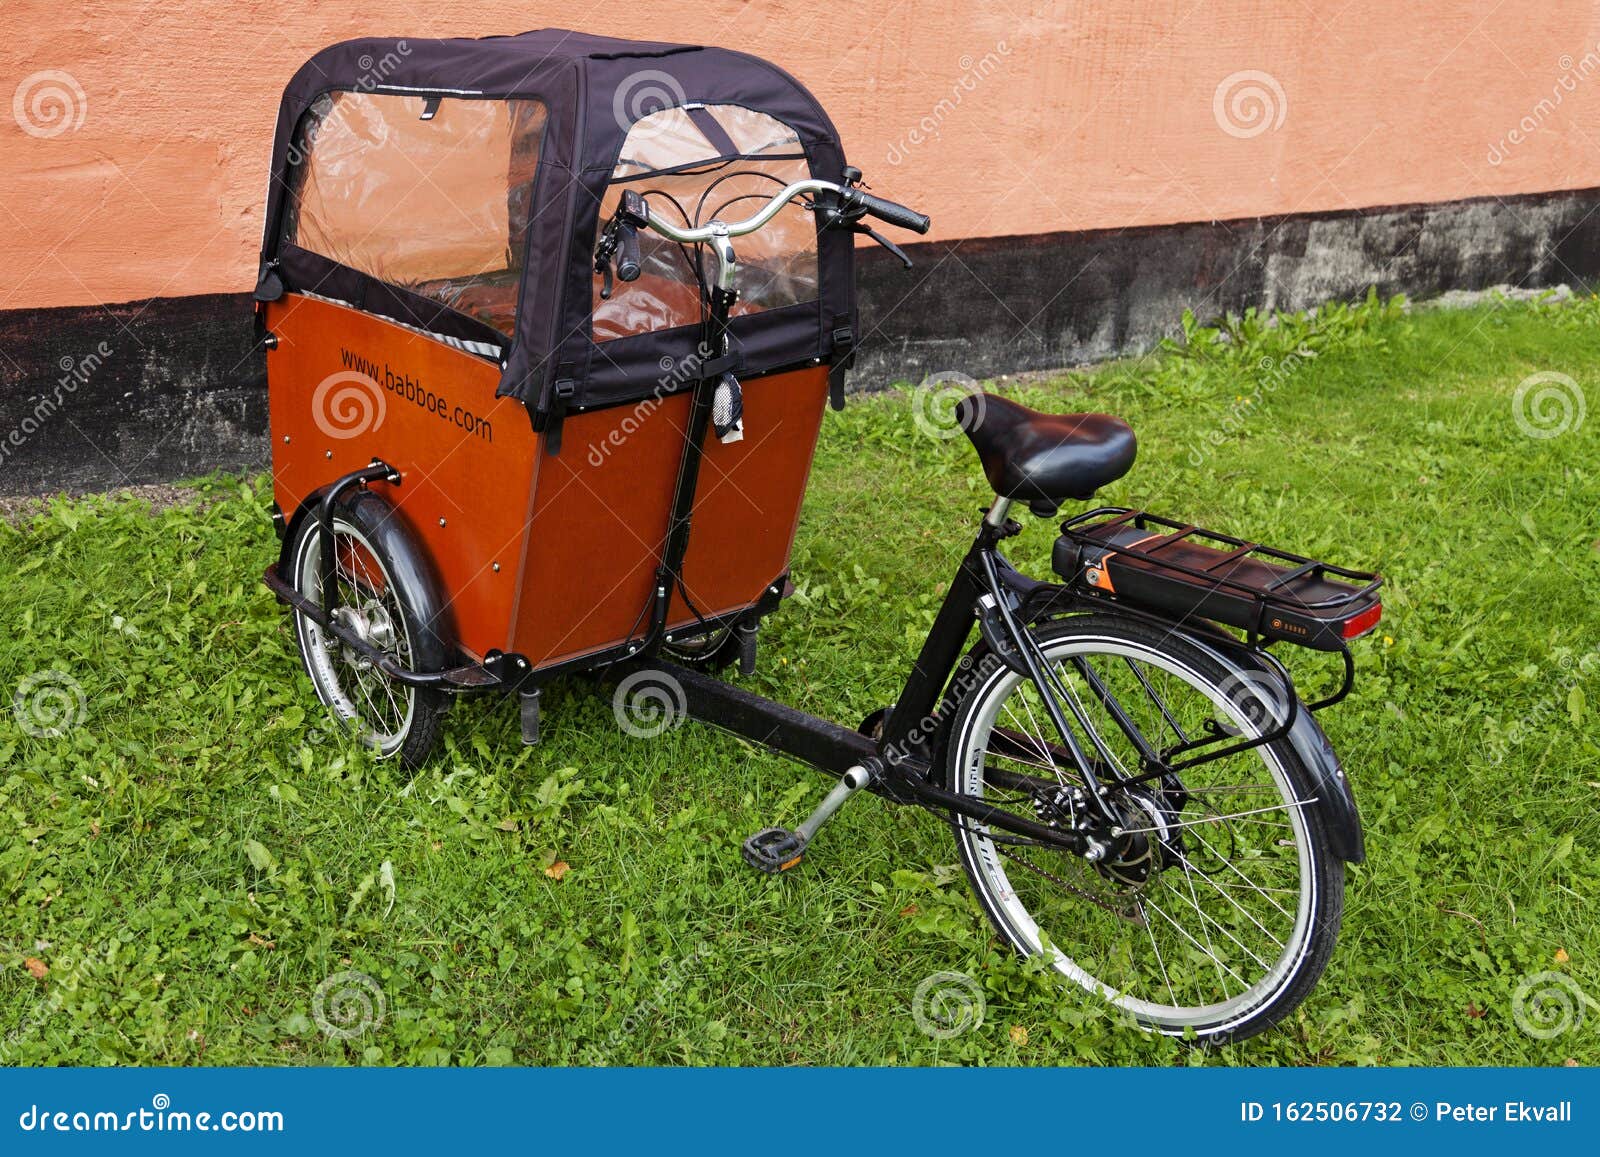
[[492, 563, 500, 573], [438, 518, 446, 527]]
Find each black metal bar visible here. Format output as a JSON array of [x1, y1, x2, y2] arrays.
[[263, 565, 497, 690], [1306, 645, 1357, 711], [878, 537, 988, 761], [1262, 559, 1323, 591], [1070, 654, 1166, 771], [897, 777, 1083, 851], [1157, 646, 1303, 773], [1145, 525, 1199, 552], [644, 286, 739, 650], [1202, 543, 1260, 571], [977, 549, 1121, 821], [623, 658, 877, 775], [1125, 655, 1191, 744], [625, 655, 1085, 849], [316, 459, 401, 616]]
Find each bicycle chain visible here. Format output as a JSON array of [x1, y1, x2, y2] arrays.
[[994, 844, 1145, 924]]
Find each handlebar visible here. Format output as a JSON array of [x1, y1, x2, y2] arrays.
[[615, 220, 642, 282], [847, 189, 932, 234], [633, 178, 931, 243]]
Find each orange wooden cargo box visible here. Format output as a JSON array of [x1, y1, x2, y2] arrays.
[[255, 30, 862, 697]]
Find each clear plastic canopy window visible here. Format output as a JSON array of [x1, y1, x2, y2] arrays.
[[592, 104, 819, 342], [281, 91, 548, 338]]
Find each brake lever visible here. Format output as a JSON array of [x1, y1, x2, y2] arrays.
[[595, 233, 617, 299], [595, 217, 619, 299], [855, 223, 913, 269]]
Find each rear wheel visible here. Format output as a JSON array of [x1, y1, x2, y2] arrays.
[[287, 489, 450, 769], [943, 614, 1343, 1043]]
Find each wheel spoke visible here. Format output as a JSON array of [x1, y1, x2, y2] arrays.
[[1140, 894, 1250, 990]]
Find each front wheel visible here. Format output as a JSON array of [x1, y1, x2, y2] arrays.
[[286, 489, 450, 769], [943, 614, 1344, 1043]]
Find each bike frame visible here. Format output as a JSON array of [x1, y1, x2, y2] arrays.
[[619, 477, 1366, 861], [266, 184, 1366, 863]]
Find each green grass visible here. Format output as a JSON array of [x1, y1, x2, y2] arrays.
[[2, 292, 1597, 1066]]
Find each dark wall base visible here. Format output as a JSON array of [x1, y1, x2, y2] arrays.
[[3, 187, 1598, 496], [0, 293, 265, 496], [853, 185, 1600, 387]]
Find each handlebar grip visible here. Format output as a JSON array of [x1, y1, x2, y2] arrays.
[[616, 223, 642, 282], [855, 191, 931, 234]]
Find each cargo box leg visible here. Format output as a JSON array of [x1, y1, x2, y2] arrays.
[[736, 620, 759, 677], [519, 687, 541, 746]]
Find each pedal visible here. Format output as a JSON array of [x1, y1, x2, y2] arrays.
[[742, 827, 807, 873], [740, 762, 878, 874]]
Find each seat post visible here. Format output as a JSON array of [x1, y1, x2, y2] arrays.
[[984, 496, 1013, 527]]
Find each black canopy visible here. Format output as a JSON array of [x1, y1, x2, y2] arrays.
[[259, 29, 856, 427]]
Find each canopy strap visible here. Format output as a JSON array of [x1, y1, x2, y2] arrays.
[[684, 105, 738, 159]]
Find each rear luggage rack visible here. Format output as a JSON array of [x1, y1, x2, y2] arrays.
[[1053, 508, 1383, 652]]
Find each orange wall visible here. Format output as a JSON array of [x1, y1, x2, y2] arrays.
[[5, 1, 1600, 311]]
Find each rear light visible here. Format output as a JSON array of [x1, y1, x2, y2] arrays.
[[1341, 602, 1382, 640]]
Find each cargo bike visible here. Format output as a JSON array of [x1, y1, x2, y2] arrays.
[[255, 30, 1384, 1042]]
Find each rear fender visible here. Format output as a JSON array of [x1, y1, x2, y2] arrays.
[[1179, 632, 1366, 864]]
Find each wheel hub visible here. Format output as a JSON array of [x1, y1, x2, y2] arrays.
[[332, 601, 396, 668], [1031, 783, 1164, 885], [1095, 789, 1175, 889]]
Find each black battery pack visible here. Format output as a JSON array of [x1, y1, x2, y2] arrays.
[[1052, 508, 1383, 651]]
